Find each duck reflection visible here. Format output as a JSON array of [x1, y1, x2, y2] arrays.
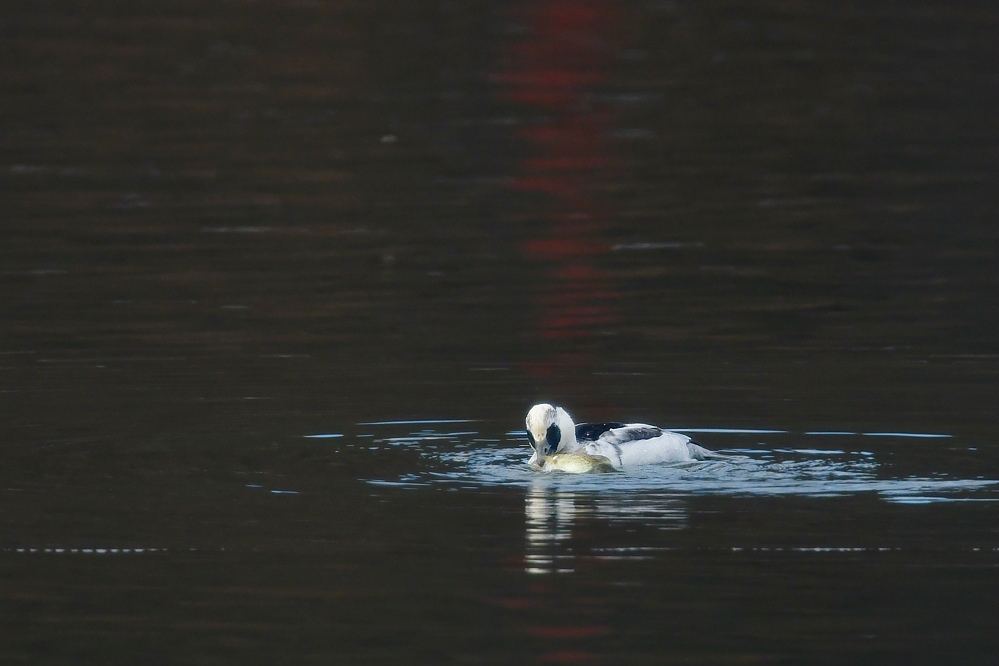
[[524, 483, 690, 575], [525, 485, 585, 574]]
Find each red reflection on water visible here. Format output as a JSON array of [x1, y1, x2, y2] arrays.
[[493, 5, 624, 657], [540, 650, 603, 663], [497, 0, 621, 346], [501, 1, 617, 109], [490, 596, 540, 611], [527, 625, 611, 639]]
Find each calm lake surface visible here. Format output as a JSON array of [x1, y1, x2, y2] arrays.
[[3, 0, 999, 663]]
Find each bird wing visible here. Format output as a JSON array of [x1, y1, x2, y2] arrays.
[[574, 422, 628, 443], [594, 424, 664, 447], [574, 423, 665, 466], [580, 423, 712, 467]]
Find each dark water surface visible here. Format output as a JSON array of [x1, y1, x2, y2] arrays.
[[3, 0, 999, 663]]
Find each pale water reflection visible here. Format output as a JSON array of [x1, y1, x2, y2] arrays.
[[525, 484, 687, 575], [524, 485, 579, 575]]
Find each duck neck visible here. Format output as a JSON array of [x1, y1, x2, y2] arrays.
[[554, 407, 578, 452]]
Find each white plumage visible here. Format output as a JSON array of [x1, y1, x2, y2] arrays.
[[525, 403, 717, 472]]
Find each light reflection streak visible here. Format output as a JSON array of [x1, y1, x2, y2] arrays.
[[524, 483, 688, 575], [525, 485, 581, 574], [4, 547, 168, 555]]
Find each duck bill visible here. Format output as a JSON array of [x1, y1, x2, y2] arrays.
[[533, 440, 548, 467]]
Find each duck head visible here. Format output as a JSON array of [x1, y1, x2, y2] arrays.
[[525, 403, 577, 467]]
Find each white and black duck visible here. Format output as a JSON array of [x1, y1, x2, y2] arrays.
[[525, 403, 719, 473]]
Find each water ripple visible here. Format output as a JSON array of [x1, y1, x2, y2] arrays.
[[357, 426, 998, 504]]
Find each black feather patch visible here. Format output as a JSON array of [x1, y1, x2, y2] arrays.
[[575, 422, 626, 443], [546, 424, 561, 450]]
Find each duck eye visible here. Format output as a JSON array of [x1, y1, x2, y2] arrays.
[[546, 424, 561, 448]]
